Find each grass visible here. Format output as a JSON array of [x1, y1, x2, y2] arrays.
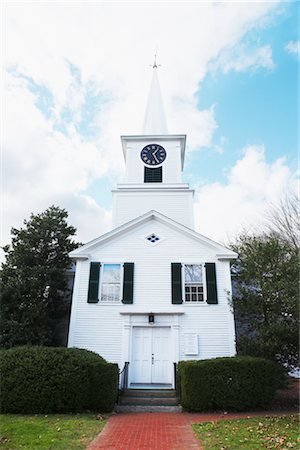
[[0, 414, 107, 449], [193, 414, 300, 450]]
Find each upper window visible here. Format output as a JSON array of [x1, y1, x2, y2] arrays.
[[144, 166, 162, 183], [184, 264, 204, 302], [146, 233, 160, 243], [101, 264, 121, 302]]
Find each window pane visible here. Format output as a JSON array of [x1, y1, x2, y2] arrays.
[[185, 265, 202, 283], [101, 283, 120, 302], [102, 264, 121, 282]]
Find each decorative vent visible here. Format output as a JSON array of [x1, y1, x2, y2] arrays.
[[146, 233, 160, 244], [144, 166, 162, 183]]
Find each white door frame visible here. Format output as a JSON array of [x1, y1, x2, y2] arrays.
[[130, 325, 172, 386], [120, 313, 182, 389]]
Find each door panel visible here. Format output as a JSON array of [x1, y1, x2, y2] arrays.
[[131, 327, 171, 384], [131, 327, 152, 383], [152, 327, 171, 383]]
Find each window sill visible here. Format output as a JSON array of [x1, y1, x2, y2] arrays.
[[183, 302, 210, 306], [98, 301, 122, 305]]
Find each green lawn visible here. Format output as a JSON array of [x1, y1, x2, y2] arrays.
[[0, 414, 107, 449], [193, 414, 299, 450]]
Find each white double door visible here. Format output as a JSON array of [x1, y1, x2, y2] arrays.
[[131, 327, 172, 385]]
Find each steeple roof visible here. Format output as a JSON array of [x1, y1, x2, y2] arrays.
[[142, 65, 168, 135]]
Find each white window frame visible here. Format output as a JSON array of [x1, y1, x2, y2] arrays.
[[99, 263, 124, 303], [182, 263, 207, 303]]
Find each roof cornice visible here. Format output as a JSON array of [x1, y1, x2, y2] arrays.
[[69, 210, 237, 260]]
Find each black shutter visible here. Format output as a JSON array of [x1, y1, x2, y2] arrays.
[[171, 263, 183, 304], [87, 262, 101, 303], [205, 263, 218, 304], [122, 263, 134, 304]]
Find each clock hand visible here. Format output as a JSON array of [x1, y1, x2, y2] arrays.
[[152, 151, 159, 163]]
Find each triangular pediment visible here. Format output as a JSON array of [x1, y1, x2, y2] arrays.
[[69, 210, 237, 260]]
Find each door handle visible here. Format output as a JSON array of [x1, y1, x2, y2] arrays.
[[152, 354, 154, 365]]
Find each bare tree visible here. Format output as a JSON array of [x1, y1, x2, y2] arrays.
[[266, 192, 299, 251]]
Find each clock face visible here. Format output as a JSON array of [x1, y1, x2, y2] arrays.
[[140, 144, 167, 166]]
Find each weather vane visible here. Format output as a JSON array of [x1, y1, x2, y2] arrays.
[[151, 51, 161, 69]]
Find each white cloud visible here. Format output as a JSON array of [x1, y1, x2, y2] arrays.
[[2, 1, 282, 250], [170, 102, 217, 151], [285, 40, 299, 56], [210, 44, 275, 74], [194, 145, 297, 244]]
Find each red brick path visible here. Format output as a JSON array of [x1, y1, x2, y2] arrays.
[[87, 411, 291, 450]]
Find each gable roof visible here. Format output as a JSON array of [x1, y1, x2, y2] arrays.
[[69, 210, 238, 260]]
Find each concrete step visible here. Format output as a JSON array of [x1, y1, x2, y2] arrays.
[[123, 389, 177, 398], [120, 396, 179, 406], [116, 404, 183, 413], [119, 389, 180, 407]]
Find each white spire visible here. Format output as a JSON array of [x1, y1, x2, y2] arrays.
[[142, 61, 168, 135]]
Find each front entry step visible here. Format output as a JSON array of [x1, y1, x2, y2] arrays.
[[116, 389, 182, 413], [116, 404, 182, 413], [123, 389, 177, 398]]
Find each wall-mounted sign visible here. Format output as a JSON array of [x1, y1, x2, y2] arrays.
[[184, 333, 198, 355]]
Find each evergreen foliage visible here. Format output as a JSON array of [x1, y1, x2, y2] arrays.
[[0, 347, 118, 413], [178, 356, 285, 412], [0, 206, 79, 347], [231, 233, 299, 371]]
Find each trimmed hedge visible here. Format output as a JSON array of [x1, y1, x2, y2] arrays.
[[178, 356, 285, 412], [0, 346, 118, 413]]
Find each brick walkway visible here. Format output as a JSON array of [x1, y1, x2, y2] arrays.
[[87, 411, 288, 450]]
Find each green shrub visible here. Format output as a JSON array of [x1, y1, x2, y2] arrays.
[[0, 346, 118, 413], [178, 356, 285, 412]]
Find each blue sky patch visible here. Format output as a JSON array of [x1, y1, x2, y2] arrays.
[[184, 2, 298, 185]]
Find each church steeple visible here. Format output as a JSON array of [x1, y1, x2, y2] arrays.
[[114, 62, 192, 229], [142, 58, 168, 135]]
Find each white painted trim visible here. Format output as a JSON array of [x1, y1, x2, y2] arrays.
[[181, 263, 207, 304], [67, 261, 81, 347], [119, 311, 184, 315], [121, 314, 182, 388], [98, 262, 124, 304], [71, 254, 90, 260], [69, 210, 238, 259], [121, 135, 186, 169], [115, 183, 191, 190], [217, 253, 238, 260], [223, 262, 237, 356], [129, 325, 174, 388]]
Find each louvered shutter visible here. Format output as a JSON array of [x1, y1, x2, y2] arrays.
[[171, 263, 183, 304], [122, 263, 134, 304], [205, 263, 218, 304], [144, 166, 162, 182], [87, 262, 101, 303]]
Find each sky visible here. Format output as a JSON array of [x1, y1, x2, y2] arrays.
[[2, 0, 299, 253]]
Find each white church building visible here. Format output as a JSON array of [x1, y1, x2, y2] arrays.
[[67, 65, 237, 389]]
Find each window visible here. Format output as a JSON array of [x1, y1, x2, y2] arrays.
[[184, 264, 204, 302], [144, 166, 162, 182], [101, 264, 121, 302], [146, 233, 160, 243]]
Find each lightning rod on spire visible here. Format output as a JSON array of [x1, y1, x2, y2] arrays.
[[152, 50, 161, 69]]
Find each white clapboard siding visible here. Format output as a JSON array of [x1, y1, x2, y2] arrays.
[[112, 190, 194, 228], [68, 218, 236, 368]]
